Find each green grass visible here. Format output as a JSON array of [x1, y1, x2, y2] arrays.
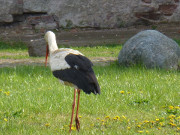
[[0, 40, 122, 59], [61, 45, 122, 58], [0, 63, 180, 134], [0, 40, 180, 134]]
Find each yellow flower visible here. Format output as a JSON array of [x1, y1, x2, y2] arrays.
[[4, 91, 10, 96], [91, 124, 94, 127], [113, 117, 118, 120], [156, 119, 160, 122], [102, 122, 105, 125], [105, 116, 110, 119], [4, 118, 8, 122], [175, 106, 180, 109], [138, 130, 144, 133], [169, 123, 176, 126], [96, 117, 100, 120], [0, 89, 2, 92], [114, 116, 120, 120], [101, 120, 105, 122], [171, 123, 177, 127], [177, 127, 180, 131], [144, 120, 149, 123], [151, 121, 155, 124], [169, 115, 176, 119], [127, 127, 131, 130], [176, 116, 180, 120], [120, 91, 125, 94], [71, 126, 76, 131], [127, 92, 131, 94], [45, 123, 50, 127], [79, 115, 82, 118], [159, 122, 164, 126], [170, 119, 174, 123], [146, 130, 149, 133], [169, 106, 174, 110], [158, 127, 161, 130], [122, 115, 126, 119], [137, 125, 141, 128]]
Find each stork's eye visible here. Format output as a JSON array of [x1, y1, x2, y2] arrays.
[[74, 65, 79, 69]]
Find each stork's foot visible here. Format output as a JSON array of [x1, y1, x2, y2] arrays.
[[75, 116, 80, 131]]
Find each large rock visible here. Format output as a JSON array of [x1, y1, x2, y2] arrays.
[[118, 30, 180, 70], [28, 38, 46, 57]]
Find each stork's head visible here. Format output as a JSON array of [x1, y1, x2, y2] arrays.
[[44, 31, 56, 43], [44, 31, 57, 67]]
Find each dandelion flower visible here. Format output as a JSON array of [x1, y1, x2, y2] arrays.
[[113, 117, 118, 120], [144, 120, 149, 123], [91, 124, 94, 127], [4, 118, 8, 122], [71, 126, 76, 131], [0, 89, 2, 92], [169, 106, 174, 110], [96, 117, 100, 120], [156, 119, 160, 122], [115, 116, 120, 119], [175, 106, 180, 109], [4, 91, 10, 96], [122, 115, 126, 119], [169, 115, 176, 119], [45, 123, 50, 127], [105, 116, 110, 119], [159, 122, 164, 126], [137, 125, 141, 128], [138, 130, 144, 133], [171, 123, 177, 127], [176, 116, 180, 119], [127, 127, 131, 130], [101, 120, 105, 122], [146, 130, 149, 133], [79, 115, 82, 118], [120, 91, 125, 94], [158, 127, 161, 130], [177, 127, 180, 131], [127, 92, 131, 94]]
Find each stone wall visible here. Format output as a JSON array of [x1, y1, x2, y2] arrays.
[[0, 0, 179, 29]]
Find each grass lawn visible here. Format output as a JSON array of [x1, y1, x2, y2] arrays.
[[0, 40, 180, 134], [0, 41, 122, 59], [0, 64, 180, 135]]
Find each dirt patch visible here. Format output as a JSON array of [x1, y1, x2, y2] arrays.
[[0, 57, 117, 68]]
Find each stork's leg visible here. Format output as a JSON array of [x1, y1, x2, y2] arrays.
[[69, 89, 77, 132], [75, 89, 80, 131]]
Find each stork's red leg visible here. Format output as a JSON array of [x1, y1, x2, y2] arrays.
[[75, 89, 80, 131], [69, 89, 77, 132]]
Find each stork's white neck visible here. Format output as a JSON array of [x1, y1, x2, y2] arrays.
[[45, 31, 58, 54]]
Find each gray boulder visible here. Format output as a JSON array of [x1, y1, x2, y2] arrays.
[[28, 38, 46, 57], [118, 30, 180, 70]]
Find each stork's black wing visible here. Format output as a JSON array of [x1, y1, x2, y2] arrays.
[[53, 54, 100, 95]]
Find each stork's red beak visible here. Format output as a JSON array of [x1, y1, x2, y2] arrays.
[[45, 44, 49, 67]]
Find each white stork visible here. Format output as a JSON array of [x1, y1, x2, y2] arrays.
[[44, 31, 100, 132]]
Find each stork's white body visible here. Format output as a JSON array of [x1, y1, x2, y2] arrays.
[[50, 48, 83, 71]]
